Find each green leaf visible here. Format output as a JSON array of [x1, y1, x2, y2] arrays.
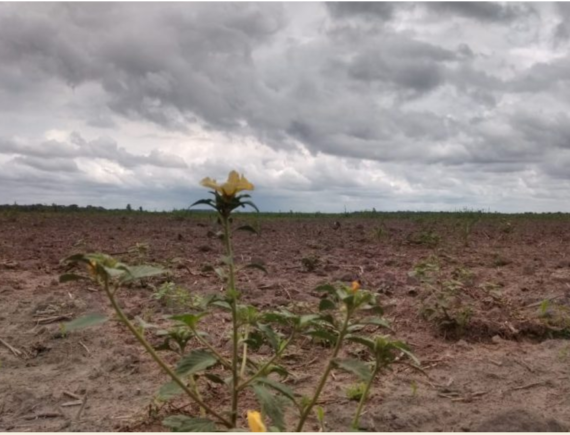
[[163, 415, 217, 432], [262, 364, 289, 378], [258, 323, 279, 351], [255, 377, 297, 404], [214, 267, 227, 281], [345, 334, 375, 351], [299, 314, 321, 327], [120, 264, 164, 282], [357, 317, 391, 329], [157, 381, 183, 400], [307, 329, 338, 345], [59, 273, 89, 283], [190, 199, 215, 210], [175, 350, 218, 376], [237, 224, 258, 235], [204, 373, 226, 385], [243, 263, 268, 274], [263, 310, 298, 326], [244, 331, 265, 351], [253, 385, 286, 431], [239, 200, 260, 213], [333, 358, 373, 382], [318, 299, 336, 311], [314, 284, 337, 295], [63, 313, 107, 332], [210, 300, 232, 311], [171, 313, 208, 329], [391, 341, 420, 366]]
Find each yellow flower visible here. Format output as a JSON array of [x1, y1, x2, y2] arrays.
[[201, 170, 254, 197], [87, 260, 98, 278], [351, 280, 361, 293], [247, 410, 266, 432]]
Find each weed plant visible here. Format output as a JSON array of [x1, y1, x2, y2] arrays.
[[60, 171, 417, 432]]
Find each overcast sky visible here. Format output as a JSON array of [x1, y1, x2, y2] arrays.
[[1, 2, 570, 212]]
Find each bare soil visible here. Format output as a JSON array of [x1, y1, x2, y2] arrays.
[[1, 213, 570, 432]]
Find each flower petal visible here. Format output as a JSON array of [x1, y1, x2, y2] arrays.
[[200, 177, 222, 192], [247, 411, 266, 432]]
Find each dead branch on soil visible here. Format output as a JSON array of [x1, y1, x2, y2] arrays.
[[0, 337, 26, 358], [35, 314, 73, 325]]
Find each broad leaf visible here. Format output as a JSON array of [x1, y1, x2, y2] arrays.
[[307, 329, 338, 345], [59, 273, 89, 283], [258, 323, 279, 351], [243, 263, 268, 274], [333, 358, 373, 382], [314, 284, 337, 295], [190, 199, 215, 210], [237, 225, 258, 235], [163, 415, 217, 432], [239, 200, 260, 213], [157, 381, 183, 400], [357, 317, 391, 329], [204, 373, 226, 385], [318, 299, 336, 311], [345, 334, 375, 351], [255, 377, 297, 403], [175, 350, 218, 376], [253, 385, 286, 431], [120, 265, 164, 282], [64, 313, 107, 332], [171, 313, 208, 329]]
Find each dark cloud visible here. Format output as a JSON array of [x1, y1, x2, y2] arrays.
[[326, 2, 400, 21], [0, 3, 569, 212], [424, 2, 534, 23], [0, 133, 187, 169]]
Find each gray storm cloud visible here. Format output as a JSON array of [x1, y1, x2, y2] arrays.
[[0, 2, 569, 212]]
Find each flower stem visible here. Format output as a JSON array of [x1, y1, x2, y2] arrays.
[[102, 279, 232, 428], [237, 334, 295, 392], [295, 312, 351, 432], [191, 327, 232, 369], [240, 326, 249, 378], [351, 363, 379, 430], [222, 215, 239, 427]]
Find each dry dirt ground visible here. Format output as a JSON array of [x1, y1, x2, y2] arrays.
[[1, 213, 570, 432]]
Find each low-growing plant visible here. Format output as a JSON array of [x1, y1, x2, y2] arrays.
[[407, 228, 441, 248], [413, 260, 474, 337], [346, 382, 367, 401], [301, 254, 320, 272], [151, 281, 196, 311], [59, 171, 417, 432], [128, 242, 150, 264]]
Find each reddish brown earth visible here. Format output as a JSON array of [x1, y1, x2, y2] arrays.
[[1, 213, 570, 432]]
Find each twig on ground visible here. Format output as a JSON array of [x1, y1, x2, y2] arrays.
[[78, 341, 91, 355], [75, 393, 88, 420], [36, 315, 73, 325], [511, 381, 547, 391], [0, 337, 25, 358], [63, 391, 82, 400], [23, 412, 62, 420]]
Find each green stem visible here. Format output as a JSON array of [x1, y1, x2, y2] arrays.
[[295, 312, 352, 432], [240, 326, 249, 378], [191, 327, 232, 370], [351, 363, 379, 430], [222, 215, 239, 427], [237, 334, 295, 392], [188, 375, 206, 417], [102, 280, 232, 428]]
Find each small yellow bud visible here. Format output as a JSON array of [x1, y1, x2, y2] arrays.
[[87, 260, 98, 278], [351, 280, 361, 293], [247, 410, 266, 432]]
